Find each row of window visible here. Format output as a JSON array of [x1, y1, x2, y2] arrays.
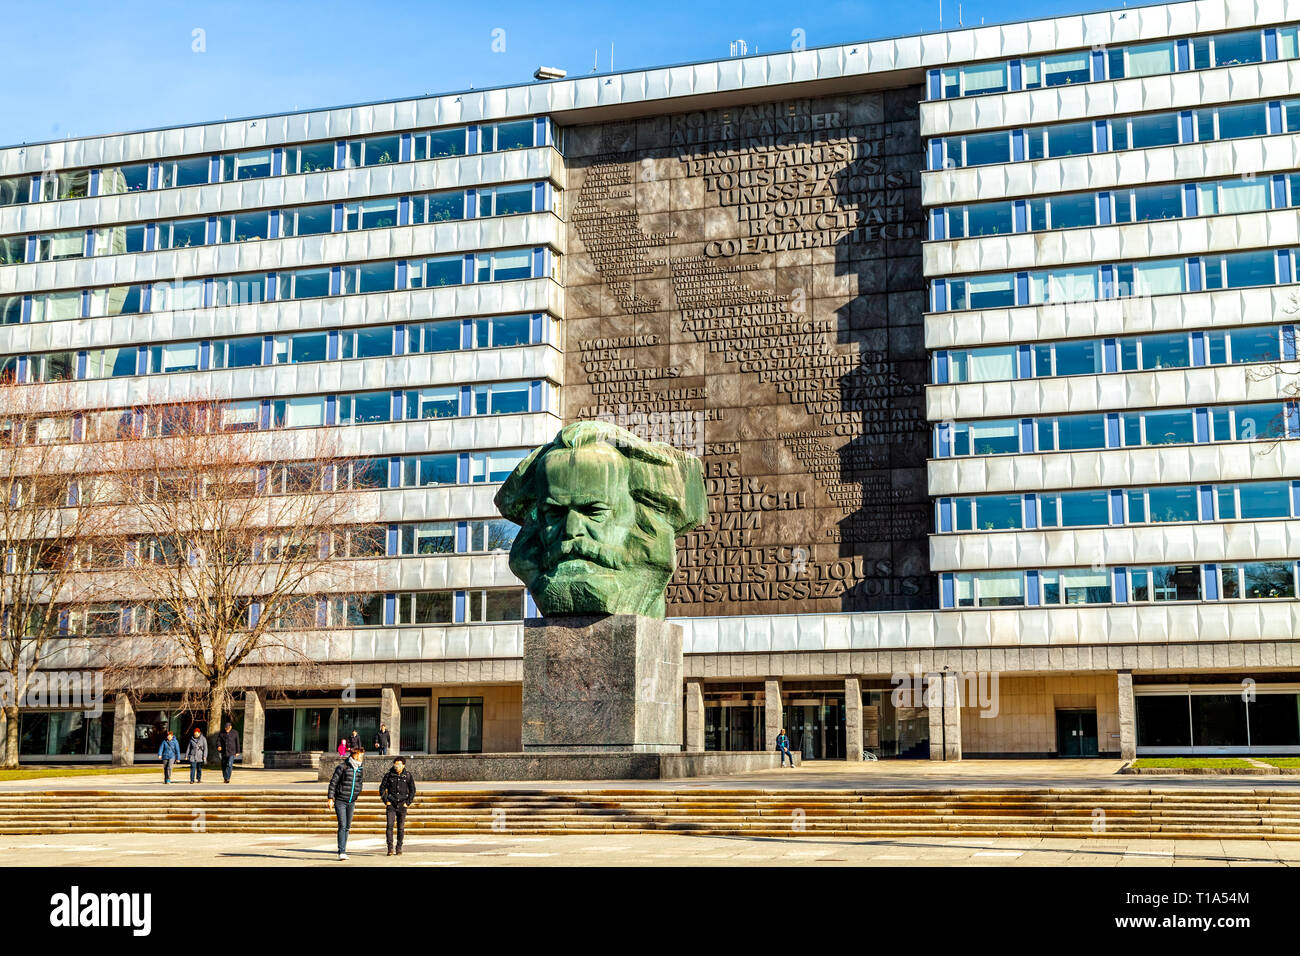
[[929, 98, 1299, 170], [58, 587, 529, 635], [3, 247, 555, 325], [0, 118, 550, 207], [938, 480, 1300, 533], [1, 314, 548, 384], [932, 26, 1300, 100], [934, 247, 1295, 312], [937, 401, 1292, 458], [937, 325, 1292, 384], [2, 381, 552, 447], [0, 181, 551, 265], [943, 561, 1298, 609], [932, 171, 1300, 240]]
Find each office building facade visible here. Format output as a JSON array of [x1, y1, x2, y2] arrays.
[[4, 0, 1300, 764]]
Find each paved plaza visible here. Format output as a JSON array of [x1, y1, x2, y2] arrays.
[[1, 830, 1297, 867]]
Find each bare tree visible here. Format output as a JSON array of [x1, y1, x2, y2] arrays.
[[0, 381, 115, 768], [98, 398, 382, 754]]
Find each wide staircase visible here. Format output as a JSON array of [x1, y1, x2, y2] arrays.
[[4, 788, 1300, 839]]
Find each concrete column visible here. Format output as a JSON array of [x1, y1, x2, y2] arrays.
[[926, 672, 962, 761], [112, 694, 135, 766], [243, 690, 266, 768], [844, 677, 863, 761], [763, 679, 782, 752], [1117, 670, 1137, 762], [0, 707, 8, 764], [327, 707, 339, 754], [381, 684, 401, 755], [684, 679, 705, 752]]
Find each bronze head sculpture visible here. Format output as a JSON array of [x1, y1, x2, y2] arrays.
[[494, 421, 707, 618]]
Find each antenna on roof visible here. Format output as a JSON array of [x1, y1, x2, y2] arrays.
[[593, 48, 598, 73], [610, 42, 615, 73]]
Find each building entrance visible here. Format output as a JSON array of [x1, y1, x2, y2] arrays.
[[1056, 709, 1099, 756], [783, 694, 846, 760]]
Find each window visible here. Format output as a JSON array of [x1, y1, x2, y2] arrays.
[[1216, 179, 1269, 215], [948, 274, 1014, 310], [0, 236, 24, 264], [1051, 340, 1103, 376], [413, 127, 467, 160], [956, 495, 1021, 531], [271, 396, 326, 429], [340, 262, 397, 294], [402, 454, 458, 487], [405, 387, 459, 420], [341, 594, 384, 627], [467, 588, 525, 621], [272, 332, 327, 365], [220, 211, 273, 243], [1042, 568, 1111, 605], [949, 346, 1016, 383], [409, 319, 461, 353], [155, 217, 208, 250], [213, 273, 266, 306], [1132, 183, 1182, 221], [1126, 113, 1181, 150], [159, 156, 210, 189], [1135, 332, 1189, 370], [92, 224, 147, 256], [399, 591, 454, 625], [1142, 408, 1195, 445], [410, 256, 463, 288], [1219, 250, 1277, 290], [88, 285, 146, 317], [1040, 51, 1090, 87], [281, 204, 333, 237], [1212, 30, 1263, 67], [1144, 485, 1198, 523], [436, 697, 483, 754], [1046, 193, 1095, 230], [345, 458, 390, 490], [466, 519, 518, 551], [412, 190, 466, 224], [473, 314, 531, 348], [343, 198, 398, 231], [341, 325, 394, 360], [42, 170, 90, 201], [30, 352, 75, 382], [347, 134, 400, 168], [399, 523, 455, 556], [469, 449, 525, 483], [286, 141, 336, 174], [483, 120, 535, 152], [1125, 259, 1185, 297], [148, 342, 200, 374], [956, 62, 1007, 96], [1215, 402, 1286, 442], [1034, 122, 1094, 160], [85, 347, 138, 379], [959, 131, 1010, 167], [1126, 40, 1175, 78], [477, 249, 532, 282], [280, 268, 330, 299], [1042, 490, 1109, 528], [1214, 103, 1269, 140], [1055, 415, 1107, 451], [219, 150, 272, 181], [0, 175, 29, 206], [35, 231, 85, 261], [31, 291, 81, 323], [1238, 482, 1291, 520], [152, 279, 204, 312], [1222, 562, 1296, 600], [98, 163, 150, 194], [473, 382, 530, 415], [1142, 565, 1202, 602], [955, 571, 1024, 607], [213, 336, 264, 369], [1028, 268, 1096, 305], [950, 419, 1018, 456], [480, 183, 534, 216], [338, 391, 391, 425]]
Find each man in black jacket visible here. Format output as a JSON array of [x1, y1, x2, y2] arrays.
[[378, 757, 417, 856], [327, 748, 365, 861], [374, 723, 391, 756], [216, 722, 241, 783]]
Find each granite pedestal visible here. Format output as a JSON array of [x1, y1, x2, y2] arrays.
[[522, 614, 682, 753]]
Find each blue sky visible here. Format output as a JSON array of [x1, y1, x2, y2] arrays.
[[2, 0, 1149, 145]]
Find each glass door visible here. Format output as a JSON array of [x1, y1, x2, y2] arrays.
[[1055, 709, 1098, 756], [782, 695, 846, 760]]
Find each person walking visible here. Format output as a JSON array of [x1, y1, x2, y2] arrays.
[[378, 757, 416, 856], [374, 723, 391, 757], [346, 729, 363, 754], [777, 727, 796, 768], [184, 726, 208, 783], [216, 721, 241, 784], [337, 737, 348, 756], [158, 731, 180, 784], [327, 748, 365, 861]]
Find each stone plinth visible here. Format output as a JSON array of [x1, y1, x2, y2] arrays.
[[522, 615, 682, 754], [315, 751, 793, 782]]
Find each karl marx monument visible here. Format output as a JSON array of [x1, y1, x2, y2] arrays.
[[495, 421, 708, 753]]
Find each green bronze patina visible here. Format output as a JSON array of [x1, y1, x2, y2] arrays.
[[495, 421, 707, 618]]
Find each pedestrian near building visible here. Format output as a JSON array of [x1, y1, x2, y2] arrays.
[[158, 731, 180, 784], [327, 748, 365, 861], [216, 721, 241, 784], [777, 728, 796, 768], [346, 729, 363, 754], [185, 727, 208, 783], [375, 723, 391, 756], [378, 757, 417, 856]]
